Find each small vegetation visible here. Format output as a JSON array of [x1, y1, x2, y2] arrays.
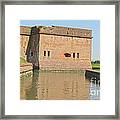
[[91, 60, 100, 71], [92, 63, 100, 69], [20, 57, 27, 65]]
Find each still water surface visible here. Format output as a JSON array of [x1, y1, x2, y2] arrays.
[[20, 70, 100, 100]]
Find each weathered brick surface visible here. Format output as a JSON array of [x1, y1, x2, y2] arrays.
[[39, 34, 92, 70], [20, 26, 31, 35], [20, 35, 29, 59], [20, 26, 92, 70]]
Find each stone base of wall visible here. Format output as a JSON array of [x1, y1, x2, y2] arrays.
[[39, 60, 92, 70]]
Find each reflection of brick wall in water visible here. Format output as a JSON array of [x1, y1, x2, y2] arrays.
[[20, 71, 90, 100], [20, 25, 92, 70]]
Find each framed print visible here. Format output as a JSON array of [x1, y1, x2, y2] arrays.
[[0, 0, 119, 119]]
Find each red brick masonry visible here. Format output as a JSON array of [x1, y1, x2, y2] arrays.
[[20, 26, 92, 70]]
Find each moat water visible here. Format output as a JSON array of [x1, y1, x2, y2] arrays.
[[20, 70, 100, 100]]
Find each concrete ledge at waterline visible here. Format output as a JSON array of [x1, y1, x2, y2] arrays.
[[20, 63, 33, 74], [85, 69, 100, 80]]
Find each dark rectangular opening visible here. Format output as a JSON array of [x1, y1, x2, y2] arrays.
[[77, 53, 79, 58], [64, 53, 71, 57], [73, 53, 75, 58], [31, 51, 33, 56], [48, 51, 50, 57], [44, 51, 46, 56]]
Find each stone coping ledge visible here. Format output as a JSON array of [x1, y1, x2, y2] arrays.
[[20, 63, 33, 74]]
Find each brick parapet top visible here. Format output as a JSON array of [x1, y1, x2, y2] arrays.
[[39, 26, 92, 38], [20, 26, 31, 35], [20, 26, 92, 38]]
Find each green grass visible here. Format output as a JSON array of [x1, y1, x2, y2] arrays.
[[20, 57, 27, 65], [92, 63, 100, 70]]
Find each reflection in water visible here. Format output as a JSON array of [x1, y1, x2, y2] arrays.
[[20, 70, 100, 100]]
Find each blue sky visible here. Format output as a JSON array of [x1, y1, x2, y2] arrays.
[[20, 20, 100, 61]]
